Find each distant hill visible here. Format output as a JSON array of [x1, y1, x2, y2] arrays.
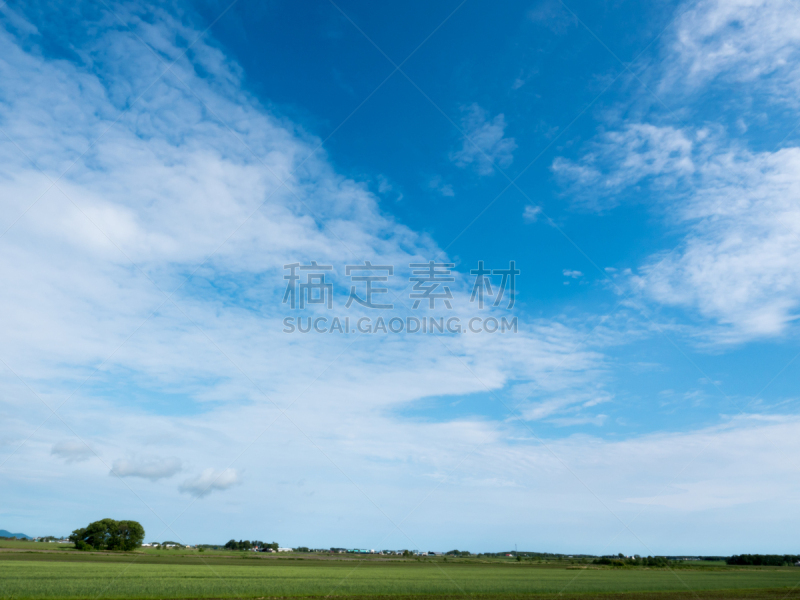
[[0, 530, 32, 539]]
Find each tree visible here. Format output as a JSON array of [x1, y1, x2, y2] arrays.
[[69, 519, 144, 551], [110, 521, 145, 551], [70, 518, 115, 550]]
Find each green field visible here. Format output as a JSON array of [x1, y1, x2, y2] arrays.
[[2, 547, 800, 600]]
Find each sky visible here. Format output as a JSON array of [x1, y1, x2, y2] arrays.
[[1, 0, 800, 556]]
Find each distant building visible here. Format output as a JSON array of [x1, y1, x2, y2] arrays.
[[277, 548, 292, 552]]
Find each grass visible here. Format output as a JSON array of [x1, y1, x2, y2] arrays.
[[2, 550, 800, 600]]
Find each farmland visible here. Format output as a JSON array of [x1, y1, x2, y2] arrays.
[[2, 544, 800, 600]]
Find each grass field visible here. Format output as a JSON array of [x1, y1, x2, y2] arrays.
[[3, 548, 800, 600]]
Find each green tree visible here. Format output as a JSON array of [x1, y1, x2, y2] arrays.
[[109, 521, 145, 551], [69, 519, 144, 551]]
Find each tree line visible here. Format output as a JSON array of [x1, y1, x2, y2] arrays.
[[223, 539, 278, 551], [727, 555, 800, 566]]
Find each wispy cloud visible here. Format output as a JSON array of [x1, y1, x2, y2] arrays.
[[428, 175, 455, 197], [556, 121, 800, 342], [450, 104, 517, 176], [636, 143, 800, 342], [376, 175, 403, 202], [527, 0, 577, 34], [550, 0, 800, 342], [664, 0, 800, 102], [552, 124, 695, 210]]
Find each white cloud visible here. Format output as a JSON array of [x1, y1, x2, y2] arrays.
[[450, 104, 517, 176], [179, 468, 240, 498], [665, 0, 800, 101], [51, 440, 94, 463], [0, 3, 605, 423], [547, 0, 800, 343], [522, 205, 542, 222], [552, 124, 695, 210], [636, 144, 800, 342], [111, 457, 182, 481], [557, 120, 800, 341], [563, 269, 583, 279], [517, 390, 612, 422], [551, 58, 800, 343]]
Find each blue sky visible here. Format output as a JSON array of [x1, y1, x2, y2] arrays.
[[2, 0, 800, 556]]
